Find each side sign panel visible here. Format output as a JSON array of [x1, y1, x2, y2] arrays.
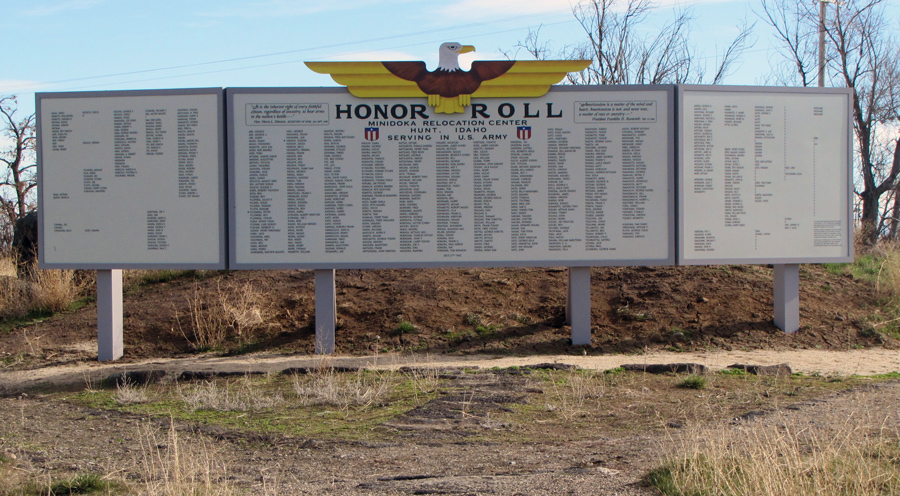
[[679, 87, 853, 264], [38, 89, 226, 269]]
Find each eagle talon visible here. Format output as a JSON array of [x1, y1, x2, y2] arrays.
[[432, 96, 467, 114], [429, 94, 468, 113]]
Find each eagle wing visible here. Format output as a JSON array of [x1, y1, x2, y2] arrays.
[[472, 60, 592, 98], [470, 60, 516, 81], [304, 61, 426, 98], [382, 61, 430, 82], [305, 59, 591, 99]]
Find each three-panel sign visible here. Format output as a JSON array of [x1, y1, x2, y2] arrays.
[[36, 85, 852, 269]]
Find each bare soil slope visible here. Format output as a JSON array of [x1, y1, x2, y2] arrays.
[[0, 264, 892, 365], [1, 264, 899, 496]]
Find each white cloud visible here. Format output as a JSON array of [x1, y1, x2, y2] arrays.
[[197, 0, 346, 18], [0, 80, 45, 95], [438, 0, 744, 20], [328, 50, 422, 61], [657, 0, 743, 6], [23, 0, 104, 17], [320, 47, 507, 71], [197, 0, 416, 19], [438, 0, 576, 20]]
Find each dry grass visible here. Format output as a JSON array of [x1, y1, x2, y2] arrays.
[[0, 455, 23, 496], [136, 418, 233, 496], [1, 403, 243, 496], [0, 254, 14, 277], [176, 281, 272, 351], [544, 370, 608, 421], [115, 379, 154, 405], [176, 375, 283, 412], [291, 368, 395, 410], [650, 394, 900, 496], [177, 285, 228, 351], [879, 257, 900, 304], [0, 276, 32, 319], [852, 240, 900, 299], [406, 365, 442, 403], [0, 255, 82, 319], [25, 265, 81, 313]]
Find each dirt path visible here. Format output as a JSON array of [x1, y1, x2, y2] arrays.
[[2, 355, 899, 495], [3, 348, 898, 394], [0, 390, 659, 495]]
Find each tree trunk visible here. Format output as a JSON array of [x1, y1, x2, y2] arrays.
[[859, 190, 881, 245]]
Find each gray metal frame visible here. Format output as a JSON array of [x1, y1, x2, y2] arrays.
[[676, 85, 854, 265], [36, 88, 228, 270], [226, 85, 677, 270]]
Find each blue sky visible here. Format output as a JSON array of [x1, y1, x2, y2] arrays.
[[3, 0, 892, 118]]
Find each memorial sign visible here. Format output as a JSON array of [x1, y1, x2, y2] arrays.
[[678, 86, 853, 264], [227, 86, 676, 269], [37, 88, 226, 269], [33, 69, 853, 359]]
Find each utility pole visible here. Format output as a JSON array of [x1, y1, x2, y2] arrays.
[[819, 0, 826, 87], [776, 0, 839, 334], [818, 0, 840, 87]]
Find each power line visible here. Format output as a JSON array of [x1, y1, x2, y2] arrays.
[[4, 0, 791, 96], [62, 19, 581, 91], [1, 8, 575, 93]]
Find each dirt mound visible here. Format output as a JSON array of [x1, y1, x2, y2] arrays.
[[0, 264, 892, 365]]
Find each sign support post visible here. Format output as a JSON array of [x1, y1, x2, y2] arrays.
[[97, 269, 123, 361], [315, 269, 337, 354], [567, 267, 592, 345], [36, 89, 226, 362], [774, 264, 800, 333], [678, 87, 852, 335]]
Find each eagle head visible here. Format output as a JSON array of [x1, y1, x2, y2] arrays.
[[438, 42, 476, 72]]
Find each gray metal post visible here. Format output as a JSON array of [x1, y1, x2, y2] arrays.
[[315, 269, 337, 354], [774, 264, 800, 333], [567, 267, 592, 345], [566, 269, 573, 325], [97, 269, 123, 361]]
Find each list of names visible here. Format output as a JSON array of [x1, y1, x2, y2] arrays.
[[681, 89, 850, 263], [39, 91, 224, 268], [230, 89, 673, 268]]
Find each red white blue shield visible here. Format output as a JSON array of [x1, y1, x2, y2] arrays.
[[365, 127, 379, 141], [517, 126, 531, 140]]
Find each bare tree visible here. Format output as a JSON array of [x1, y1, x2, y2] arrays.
[[759, 0, 900, 244], [0, 95, 37, 249], [515, 0, 753, 85], [757, 0, 820, 87]]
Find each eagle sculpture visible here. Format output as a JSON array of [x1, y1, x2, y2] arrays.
[[306, 42, 591, 114]]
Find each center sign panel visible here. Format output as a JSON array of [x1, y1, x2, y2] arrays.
[[228, 86, 674, 269]]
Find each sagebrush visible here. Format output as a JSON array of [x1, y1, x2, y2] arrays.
[[0, 255, 82, 320]]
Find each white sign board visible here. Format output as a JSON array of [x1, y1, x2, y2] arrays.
[[679, 86, 853, 264], [37, 89, 226, 269], [228, 86, 675, 268]]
